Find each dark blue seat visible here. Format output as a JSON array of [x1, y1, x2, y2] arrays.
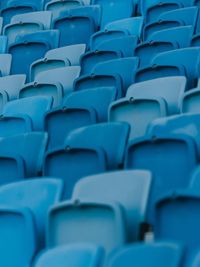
[[9, 30, 60, 78]]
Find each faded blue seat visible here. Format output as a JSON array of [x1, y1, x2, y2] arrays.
[[47, 200, 126, 254], [0, 36, 8, 54], [4, 11, 52, 44], [181, 88, 200, 115], [0, 54, 12, 76], [0, 178, 63, 249], [30, 44, 86, 81], [73, 170, 152, 241], [52, 6, 100, 47], [107, 242, 183, 267], [9, 30, 60, 78], [34, 244, 104, 267]]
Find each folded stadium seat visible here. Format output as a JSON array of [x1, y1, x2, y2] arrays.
[[0, 178, 63, 249], [72, 170, 152, 241], [0, 54, 12, 76], [0, 91, 8, 114], [34, 244, 104, 267], [90, 17, 143, 51], [91, 0, 135, 28], [0, 36, 8, 54], [181, 88, 200, 115], [109, 96, 167, 140], [3, 96, 53, 130], [0, 206, 36, 267], [0, 0, 46, 26], [148, 114, 200, 160], [0, 132, 48, 182], [43, 122, 130, 197], [0, 74, 26, 101], [52, 6, 101, 47], [135, 47, 200, 89], [45, 87, 117, 149], [141, 0, 193, 24], [4, 11, 52, 45], [127, 76, 187, 115], [46, 0, 84, 18], [107, 242, 183, 267], [81, 36, 138, 75], [8, 30, 60, 78], [190, 165, 200, 188], [19, 66, 81, 107], [0, 17, 3, 34], [155, 189, 200, 266], [90, 57, 139, 96], [191, 34, 200, 47], [125, 133, 198, 223], [135, 26, 193, 68], [30, 44, 86, 81], [47, 200, 127, 254], [143, 7, 198, 40]]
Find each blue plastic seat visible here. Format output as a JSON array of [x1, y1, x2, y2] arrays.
[[3, 96, 53, 130], [0, 0, 46, 26], [9, 30, 60, 78], [0, 179, 63, 249], [4, 11, 52, 44], [109, 96, 167, 139], [143, 7, 198, 40], [125, 133, 198, 223], [0, 132, 48, 180], [181, 88, 200, 115], [19, 66, 80, 106], [47, 200, 126, 254], [0, 36, 8, 54], [53, 6, 100, 47], [90, 17, 143, 50], [34, 244, 104, 267], [0, 17, 3, 34], [135, 48, 200, 89], [30, 44, 86, 81], [92, 0, 135, 28], [148, 114, 200, 159], [155, 189, 200, 266], [73, 170, 152, 241], [46, 0, 83, 17], [0, 54, 12, 76], [0, 91, 8, 113], [107, 242, 183, 267], [127, 76, 186, 115], [0, 74, 26, 101], [135, 26, 193, 68], [0, 206, 36, 267]]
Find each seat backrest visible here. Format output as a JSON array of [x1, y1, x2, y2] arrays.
[[0, 54, 12, 76], [181, 88, 200, 115], [73, 170, 152, 241], [46, 0, 83, 17]]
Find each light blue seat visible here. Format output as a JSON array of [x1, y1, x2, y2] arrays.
[[53, 6, 100, 47], [34, 244, 104, 267], [30, 44, 86, 81], [9, 30, 60, 78], [91, 0, 135, 28], [46, 0, 83, 18], [127, 76, 187, 115], [144, 7, 198, 40], [181, 88, 200, 115], [109, 96, 167, 139], [135, 48, 200, 89], [3, 96, 53, 130], [135, 26, 193, 67], [155, 189, 200, 266], [20, 66, 80, 106], [47, 200, 126, 254], [0, 132, 48, 179], [0, 0, 46, 26], [148, 114, 200, 159], [0, 178, 63, 249], [0, 74, 26, 101], [107, 242, 183, 267], [125, 133, 198, 223], [0, 54, 12, 76], [90, 17, 143, 50], [73, 170, 152, 241], [0, 17, 3, 34], [4, 11, 52, 44], [0, 206, 36, 267], [0, 90, 8, 113], [0, 36, 7, 54]]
